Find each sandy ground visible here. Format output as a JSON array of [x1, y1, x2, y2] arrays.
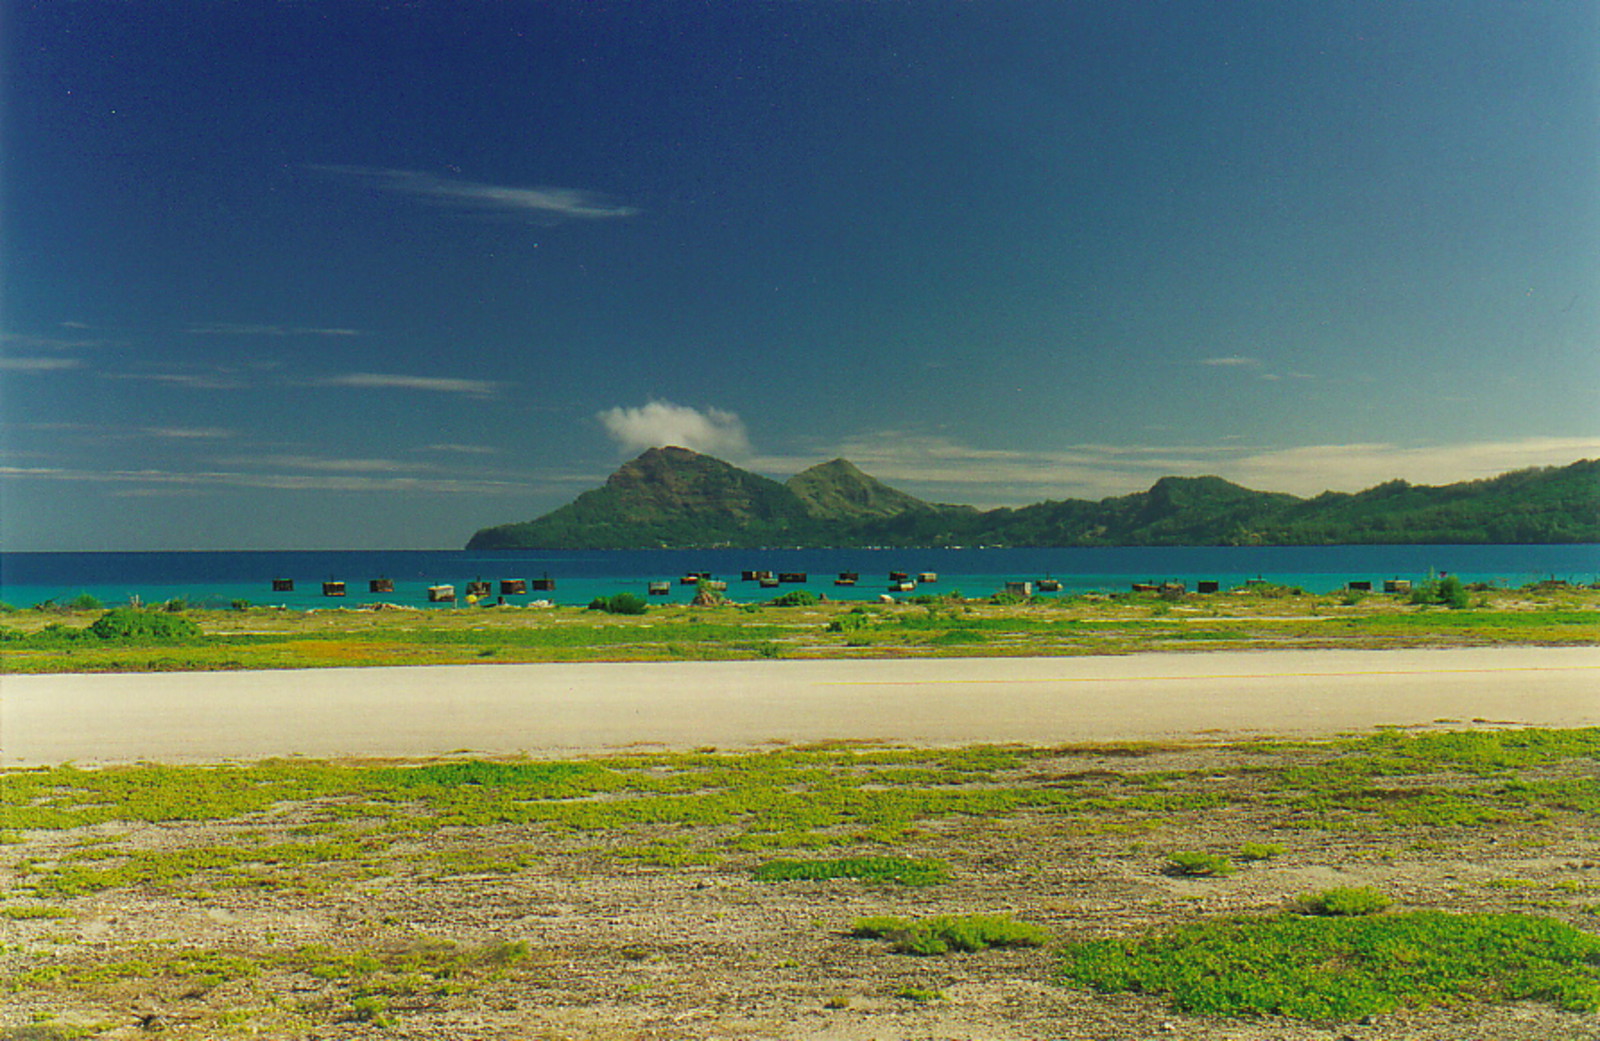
[[4, 647, 1600, 1039], [4, 645, 1598, 766]]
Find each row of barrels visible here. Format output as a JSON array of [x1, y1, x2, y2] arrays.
[[1124, 579, 1413, 595], [271, 577, 555, 602], [668, 570, 945, 593]]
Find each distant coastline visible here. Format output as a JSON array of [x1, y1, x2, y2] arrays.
[[467, 448, 1600, 551], [5, 544, 1596, 611]]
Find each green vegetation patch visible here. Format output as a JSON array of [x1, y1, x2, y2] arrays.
[[752, 856, 950, 886], [1164, 850, 1235, 876], [853, 914, 1049, 955], [1236, 842, 1286, 861], [0, 904, 74, 920], [1056, 911, 1600, 1019], [11, 936, 532, 1009], [1295, 886, 1392, 916], [586, 592, 648, 615], [4, 730, 1596, 901], [85, 608, 203, 641]]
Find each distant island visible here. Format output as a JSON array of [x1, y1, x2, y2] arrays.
[[466, 447, 1600, 550]]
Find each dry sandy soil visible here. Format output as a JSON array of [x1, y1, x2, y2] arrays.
[[4, 724, 1598, 1041], [7, 646, 1599, 765]]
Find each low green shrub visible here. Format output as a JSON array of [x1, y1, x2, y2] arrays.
[[753, 856, 950, 886], [348, 994, 394, 1027], [1237, 842, 1286, 862], [1240, 581, 1304, 598], [0, 904, 74, 920], [1165, 851, 1235, 876], [586, 593, 648, 615], [87, 608, 203, 642], [1410, 573, 1470, 609], [770, 589, 819, 607], [894, 984, 945, 1002], [69, 593, 104, 611], [1057, 911, 1600, 1019], [1295, 886, 1391, 916], [853, 914, 1048, 955], [826, 609, 872, 633]]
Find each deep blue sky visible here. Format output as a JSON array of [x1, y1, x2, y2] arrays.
[[3, 1, 1596, 550]]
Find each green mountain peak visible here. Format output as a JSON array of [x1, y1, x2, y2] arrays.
[[786, 458, 933, 520], [465, 452, 1600, 550]]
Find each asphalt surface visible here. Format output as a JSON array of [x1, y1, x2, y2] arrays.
[[4, 646, 1597, 765]]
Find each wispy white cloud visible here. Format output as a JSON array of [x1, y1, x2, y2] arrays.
[[418, 443, 498, 455], [101, 371, 251, 390], [0, 357, 85, 372], [311, 165, 639, 221], [317, 372, 502, 397], [141, 426, 234, 440], [0, 464, 525, 496], [1220, 438, 1600, 495], [184, 323, 362, 337], [1, 333, 109, 352], [218, 454, 438, 475], [1197, 355, 1317, 384], [597, 400, 753, 460], [799, 432, 1600, 504]]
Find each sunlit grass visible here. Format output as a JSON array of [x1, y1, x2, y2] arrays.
[[4, 729, 1594, 901], [1057, 911, 1600, 1018], [3, 587, 1594, 672], [3, 728, 1598, 1033]]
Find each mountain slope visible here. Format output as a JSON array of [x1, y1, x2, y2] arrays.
[[467, 447, 819, 550], [466, 452, 1600, 549], [785, 458, 936, 520]]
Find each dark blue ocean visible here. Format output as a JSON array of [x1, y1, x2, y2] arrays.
[[1, 545, 1596, 610]]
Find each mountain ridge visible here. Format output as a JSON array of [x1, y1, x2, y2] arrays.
[[465, 448, 1600, 549]]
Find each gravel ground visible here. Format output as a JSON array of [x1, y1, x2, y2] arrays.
[[4, 734, 1598, 1040]]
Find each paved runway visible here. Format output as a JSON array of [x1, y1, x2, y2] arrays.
[[3, 646, 1596, 765]]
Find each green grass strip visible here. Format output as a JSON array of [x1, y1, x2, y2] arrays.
[[854, 913, 1049, 955], [1057, 911, 1600, 1019], [752, 856, 950, 886]]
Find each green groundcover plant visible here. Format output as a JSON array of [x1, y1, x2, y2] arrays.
[[1295, 886, 1392, 916], [1056, 911, 1600, 1019], [854, 914, 1048, 956], [752, 856, 950, 886], [1164, 850, 1235, 876]]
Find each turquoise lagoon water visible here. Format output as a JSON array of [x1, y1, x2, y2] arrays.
[[2, 545, 1596, 611]]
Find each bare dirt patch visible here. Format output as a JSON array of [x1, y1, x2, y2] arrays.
[[3, 729, 1598, 1039]]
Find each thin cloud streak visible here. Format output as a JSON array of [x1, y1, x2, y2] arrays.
[[1, 333, 111, 352], [311, 165, 639, 221], [419, 443, 498, 455], [814, 433, 1600, 504], [101, 372, 251, 390], [317, 372, 503, 397], [0, 357, 85, 372], [141, 427, 234, 440], [216, 454, 440, 475], [0, 464, 526, 496], [184, 323, 362, 337]]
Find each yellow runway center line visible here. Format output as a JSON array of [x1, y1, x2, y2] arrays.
[[814, 664, 1600, 686]]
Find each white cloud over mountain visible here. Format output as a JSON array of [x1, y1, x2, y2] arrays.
[[597, 401, 753, 460]]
